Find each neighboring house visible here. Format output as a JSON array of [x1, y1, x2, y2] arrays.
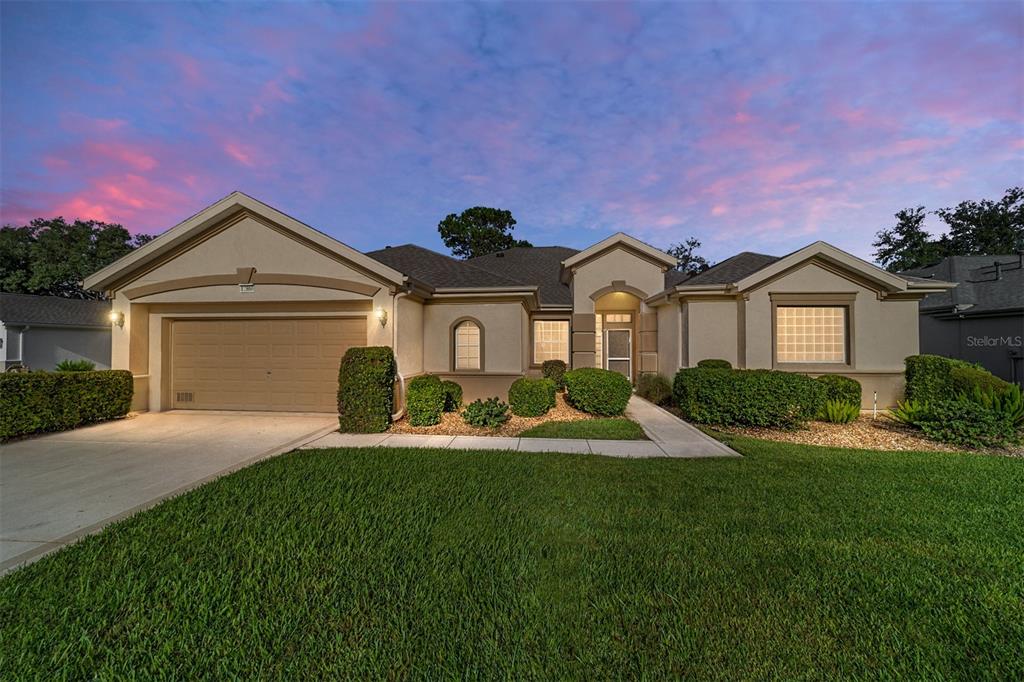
[[901, 255, 1024, 387], [83, 192, 953, 413], [0, 293, 112, 371]]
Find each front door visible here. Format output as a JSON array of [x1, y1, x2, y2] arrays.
[[605, 329, 631, 380]]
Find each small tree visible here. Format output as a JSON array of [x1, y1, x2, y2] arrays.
[[665, 237, 710, 275], [437, 207, 531, 259]]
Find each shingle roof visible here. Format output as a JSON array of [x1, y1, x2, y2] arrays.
[[900, 255, 1024, 315], [680, 252, 781, 285], [469, 246, 577, 306], [0, 293, 111, 327], [364, 244, 524, 289]]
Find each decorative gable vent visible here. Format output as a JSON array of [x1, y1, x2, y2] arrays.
[[176, 391, 194, 403]]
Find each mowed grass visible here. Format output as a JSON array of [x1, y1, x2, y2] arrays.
[[519, 417, 647, 440], [2, 438, 1022, 679]]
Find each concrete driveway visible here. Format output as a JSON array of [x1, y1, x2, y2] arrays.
[[0, 411, 336, 572]]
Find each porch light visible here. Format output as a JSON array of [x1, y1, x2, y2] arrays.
[[375, 307, 388, 328], [108, 310, 125, 328]]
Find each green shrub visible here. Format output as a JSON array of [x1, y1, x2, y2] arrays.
[[337, 347, 396, 433], [541, 359, 567, 388], [905, 354, 989, 402], [563, 368, 633, 416], [509, 377, 556, 417], [821, 400, 860, 424], [815, 374, 861, 406], [673, 368, 824, 428], [55, 359, 96, 372], [949, 365, 1013, 397], [890, 399, 930, 426], [636, 373, 673, 406], [914, 399, 1017, 448], [697, 359, 732, 370], [407, 375, 445, 426], [441, 380, 463, 412], [961, 384, 1024, 428], [462, 397, 510, 428], [0, 370, 133, 441]]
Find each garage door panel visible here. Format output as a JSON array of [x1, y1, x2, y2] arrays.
[[171, 317, 365, 412]]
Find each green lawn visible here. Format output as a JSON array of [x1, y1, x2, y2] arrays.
[[2, 438, 1022, 679], [519, 417, 647, 440]]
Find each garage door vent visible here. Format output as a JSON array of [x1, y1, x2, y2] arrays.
[[176, 391, 194, 403]]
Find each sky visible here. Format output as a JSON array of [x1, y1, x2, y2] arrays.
[[1, 1, 1021, 263]]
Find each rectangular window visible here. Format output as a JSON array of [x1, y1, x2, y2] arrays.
[[455, 322, 480, 370], [776, 306, 847, 364], [533, 320, 569, 364], [594, 314, 603, 368], [604, 313, 631, 323]]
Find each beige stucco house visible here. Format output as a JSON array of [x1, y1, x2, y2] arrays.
[[84, 192, 954, 413]]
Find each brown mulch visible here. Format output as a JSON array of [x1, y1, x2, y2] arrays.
[[389, 392, 596, 437], [715, 416, 961, 452]]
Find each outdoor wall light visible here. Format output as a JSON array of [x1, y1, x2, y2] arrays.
[[109, 311, 125, 328], [376, 307, 388, 328]]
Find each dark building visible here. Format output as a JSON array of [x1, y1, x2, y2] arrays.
[[901, 254, 1024, 387]]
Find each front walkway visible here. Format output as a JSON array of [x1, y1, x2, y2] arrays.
[[302, 396, 740, 459]]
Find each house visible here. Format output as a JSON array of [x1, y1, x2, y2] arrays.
[[901, 255, 1024, 387], [0, 293, 112, 371], [82, 192, 953, 413]]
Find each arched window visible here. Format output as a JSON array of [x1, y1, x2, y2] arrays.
[[453, 319, 482, 370]]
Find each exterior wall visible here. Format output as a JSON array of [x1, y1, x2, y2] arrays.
[[686, 299, 740, 368], [656, 303, 681, 378], [919, 313, 1024, 387], [570, 248, 666, 313], [394, 296, 423, 376], [422, 301, 527, 375], [19, 327, 111, 371]]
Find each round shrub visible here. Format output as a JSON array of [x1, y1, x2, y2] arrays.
[[815, 374, 861, 406], [462, 397, 510, 428], [949, 365, 1012, 397], [563, 368, 632, 416], [673, 368, 824, 428], [915, 399, 1017, 448], [337, 346, 397, 433], [441, 380, 463, 412], [509, 377, 556, 417], [541, 359, 567, 388], [406, 374, 445, 426], [697, 359, 732, 370], [637, 373, 672, 406]]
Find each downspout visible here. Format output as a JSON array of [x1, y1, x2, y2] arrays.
[[390, 289, 409, 421]]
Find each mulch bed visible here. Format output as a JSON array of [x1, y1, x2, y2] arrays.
[[389, 392, 597, 437], [714, 416, 958, 452]]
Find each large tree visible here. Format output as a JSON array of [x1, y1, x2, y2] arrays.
[[0, 218, 154, 299], [665, 237, 711, 275], [437, 207, 531, 259], [873, 187, 1024, 272]]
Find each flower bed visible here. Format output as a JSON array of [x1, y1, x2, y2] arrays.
[[390, 392, 596, 437]]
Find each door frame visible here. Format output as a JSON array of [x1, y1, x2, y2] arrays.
[[604, 328, 632, 381]]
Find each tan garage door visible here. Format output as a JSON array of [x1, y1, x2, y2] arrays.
[[170, 317, 365, 412]]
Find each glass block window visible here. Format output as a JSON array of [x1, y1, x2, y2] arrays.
[[594, 314, 603, 368], [533, 320, 569, 364], [454, 320, 481, 370], [776, 306, 847, 364]]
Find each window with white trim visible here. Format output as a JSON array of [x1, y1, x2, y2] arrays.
[[454, 320, 481, 370], [533, 320, 569, 364], [776, 306, 847, 364]]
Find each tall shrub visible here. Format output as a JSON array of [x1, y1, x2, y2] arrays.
[[441, 380, 463, 412], [509, 377, 556, 417], [0, 370, 133, 441], [673, 368, 824, 428], [563, 368, 632, 416], [406, 375, 445, 426], [337, 346, 396, 433], [637, 373, 673, 406]]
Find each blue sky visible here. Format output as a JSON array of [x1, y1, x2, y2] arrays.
[[1, 1, 1021, 262]]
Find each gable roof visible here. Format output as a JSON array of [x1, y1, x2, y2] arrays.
[[365, 244, 525, 290], [0, 293, 110, 328], [83, 192, 406, 293], [560, 232, 677, 270], [680, 252, 781, 286], [470, 246, 577, 306], [901, 254, 1024, 315]]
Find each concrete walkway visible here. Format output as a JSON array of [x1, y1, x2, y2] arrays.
[[302, 396, 739, 459], [1, 411, 337, 573]]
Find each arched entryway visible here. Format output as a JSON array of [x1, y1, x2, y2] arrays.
[[593, 291, 641, 382]]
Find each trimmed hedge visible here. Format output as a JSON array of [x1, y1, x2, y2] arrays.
[[541, 360, 567, 388], [949, 365, 1013, 397], [905, 355, 993, 402], [563, 368, 632, 416], [697, 359, 733, 370], [914, 399, 1017, 448], [509, 377, 557, 417], [441, 380, 463, 412], [815, 374, 862, 406], [407, 375, 445, 426], [637, 373, 673, 406], [673, 367, 825, 428], [0, 370, 133, 441], [337, 346, 396, 433]]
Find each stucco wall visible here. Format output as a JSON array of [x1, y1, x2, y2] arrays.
[[656, 303, 681, 378], [422, 301, 527, 374], [395, 296, 424, 376], [687, 299, 740, 368], [571, 248, 666, 313]]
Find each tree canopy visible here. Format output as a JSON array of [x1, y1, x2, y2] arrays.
[[437, 207, 531, 259], [0, 217, 154, 299], [665, 237, 711, 275], [873, 187, 1023, 272]]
